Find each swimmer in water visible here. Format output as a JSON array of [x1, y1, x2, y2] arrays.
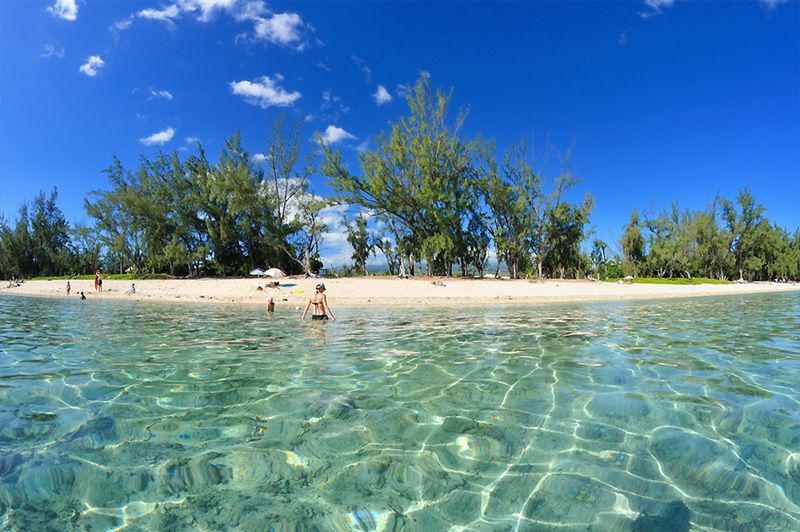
[[301, 283, 335, 321]]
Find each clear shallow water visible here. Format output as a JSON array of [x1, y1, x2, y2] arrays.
[[0, 293, 799, 531]]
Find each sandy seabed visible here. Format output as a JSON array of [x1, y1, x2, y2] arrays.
[[2, 276, 798, 308]]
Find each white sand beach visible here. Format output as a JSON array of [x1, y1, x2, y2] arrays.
[[2, 277, 798, 307]]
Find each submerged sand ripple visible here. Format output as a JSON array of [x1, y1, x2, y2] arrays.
[[0, 293, 799, 530]]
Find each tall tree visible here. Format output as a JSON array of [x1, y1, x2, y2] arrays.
[[621, 211, 646, 276], [344, 213, 374, 275], [721, 188, 767, 280]]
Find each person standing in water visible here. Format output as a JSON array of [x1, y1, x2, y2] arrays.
[[301, 283, 335, 321], [267, 295, 275, 312], [80, 292, 86, 300], [66, 281, 71, 296]]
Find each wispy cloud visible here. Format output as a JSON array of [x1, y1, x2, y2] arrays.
[[351, 55, 372, 83], [140, 127, 176, 146], [321, 125, 356, 144], [149, 89, 174, 101], [639, 0, 676, 19], [319, 90, 350, 120], [41, 44, 65, 59], [185, 136, 199, 144], [760, 0, 791, 10], [618, 32, 629, 46], [373, 85, 392, 105], [47, 0, 77, 21], [79, 56, 105, 77], [138, 4, 181, 26], [229, 74, 301, 108], [110, 15, 134, 34]]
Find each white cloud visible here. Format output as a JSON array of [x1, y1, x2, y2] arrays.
[[123, 1, 310, 49], [321, 125, 356, 144], [373, 85, 392, 105], [138, 4, 181, 23], [140, 127, 176, 146], [229, 75, 301, 108], [79, 56, 105, 77], [644, 0, 675, 8], [47, 0, 77, 21], [252, 152, 270, 163], [185, 136, 199, 144], [41, 44, 65, 59], [639, 0, 676, 18], [253, 12, 305, 47], [149, 89, 174, 100], [111, 16, 134, 33]]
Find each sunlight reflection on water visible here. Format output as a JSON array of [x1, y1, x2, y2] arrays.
[[0, 293, 799, 530]]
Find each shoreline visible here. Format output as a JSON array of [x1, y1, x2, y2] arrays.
[[2, 277, 798, 308]]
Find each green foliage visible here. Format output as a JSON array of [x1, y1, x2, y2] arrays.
[[604, 277, 734, 285], [344, 213, 374, 275], [1, 80, 798, 283], [621, 211, 646, 276], [29, 273, 174, 281]]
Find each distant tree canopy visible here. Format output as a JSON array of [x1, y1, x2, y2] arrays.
[[1, 76, 798, 281]]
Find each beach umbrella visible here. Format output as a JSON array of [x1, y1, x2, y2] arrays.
[[624, 275, 634, 280], [249, 268, 266, 277], [265, 268, 286, 278]]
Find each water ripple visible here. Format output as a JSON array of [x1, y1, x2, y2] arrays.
[[0, 293, 798, 530]]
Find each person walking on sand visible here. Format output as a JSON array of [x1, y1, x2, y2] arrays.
[[66, 281, 71, 296], [97, 269, 103, 292], [94, 270, 99, 291], [301, 283, 336, 321]]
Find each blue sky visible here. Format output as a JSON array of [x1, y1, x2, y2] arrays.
[[1, 0, 798, 265]]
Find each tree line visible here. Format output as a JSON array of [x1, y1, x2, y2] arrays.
[[1, 75, 798, 281]]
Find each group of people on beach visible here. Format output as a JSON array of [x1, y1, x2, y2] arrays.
[[66, 268, 136, 300], [64, 269, 335, 321]]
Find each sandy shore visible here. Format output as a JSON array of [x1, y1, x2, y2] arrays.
[[1, 276, 798, 308]]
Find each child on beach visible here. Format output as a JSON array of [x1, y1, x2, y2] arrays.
[[125, 283, 135, 295], [66, 281, 71, 295]]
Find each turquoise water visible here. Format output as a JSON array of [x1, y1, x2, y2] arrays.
[[1, 293, 799, 531]]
